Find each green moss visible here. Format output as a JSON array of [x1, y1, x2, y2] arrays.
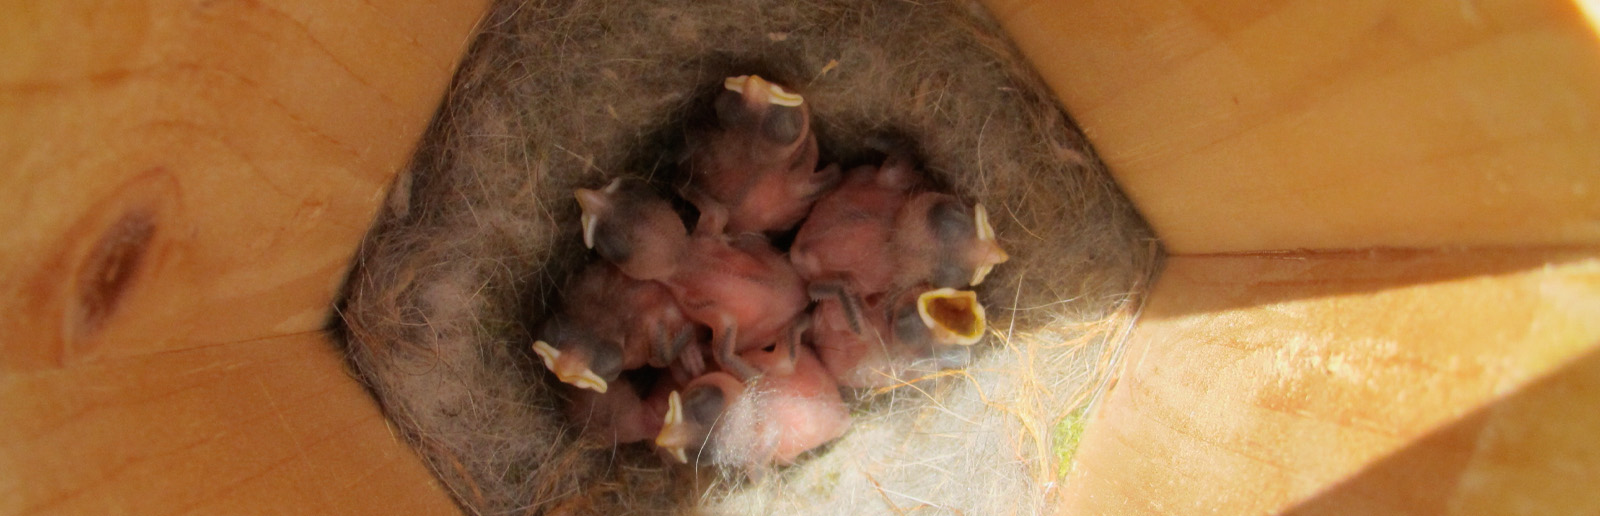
[[1052, 408, 1089, 479]]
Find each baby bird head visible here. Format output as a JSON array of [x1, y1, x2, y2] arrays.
[[575, 178, 689, 281], [924, 196, 1010, 288], [532, 319, 625, 393], [716, 75, 809, 149], [655, 372, 744, 464]]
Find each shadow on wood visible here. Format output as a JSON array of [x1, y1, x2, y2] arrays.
[[1147, 246, 1600, 317], [1284, 344, 1600, 515]]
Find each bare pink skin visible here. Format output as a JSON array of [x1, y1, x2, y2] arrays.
[[667, 344, 851, 467], [811, 295, 900, 388], [579, 179, 807, 381], [790, 158, 923, 296], [684, 76, 838, 235], [811, 288, 975, 389], [563, 375, 679, 445], [889, 191, 1007, 290], [563, 262, 697, 370], [662, 233, 809, 380], [738, 344, 852, 465]]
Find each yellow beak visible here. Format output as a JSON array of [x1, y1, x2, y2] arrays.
[[970, 203, 1009, 286], [655, 390, 691, 463], [575, 179, 622, 249], [532, 340, 609, 393], [723, 74, 804, 107]]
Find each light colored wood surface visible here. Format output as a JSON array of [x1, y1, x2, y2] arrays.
[[1059, 251, 1600, 515], [0, 0, 486, 370], [0, 333, 463, 516], [987, 0, 1600, 254], [0, 0, 487, 514]]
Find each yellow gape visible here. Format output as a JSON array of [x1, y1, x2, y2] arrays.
[[916, 288, 986, 346]]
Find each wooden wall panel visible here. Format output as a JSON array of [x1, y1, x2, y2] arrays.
[[0, 334, 461, 516], [0, 0, 487, 370], [987, 0, 1600, 254], [0, 1, 489, 513], [1059, 251, 1600, 515]]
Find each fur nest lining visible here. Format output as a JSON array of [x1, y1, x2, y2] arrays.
[[335, 0, 1159, 514]]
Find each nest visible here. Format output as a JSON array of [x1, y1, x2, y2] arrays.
[[334, 0, 1159, 514]]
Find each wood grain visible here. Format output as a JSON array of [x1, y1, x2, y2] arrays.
[[0, 0, 487, 370], [0, 0, 487, 514], [986, 0, 1600, 254], [0, 333, 462, 516], [1059, 251, 1600, 515]]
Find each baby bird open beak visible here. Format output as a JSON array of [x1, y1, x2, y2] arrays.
[[970, 203, 1009, 286], [916, 288, 987, 346], [532, 340, 609, 393], [575, 179, 622, 249], [655, 391, 692, 463], [723, 74, 804, 107]]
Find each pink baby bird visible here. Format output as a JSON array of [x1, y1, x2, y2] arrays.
[[889, 191, 1010, 290], [532, 262, 697, 394], [682, 74, 839, 234], [810, 287, 984, 389], [654, 343, 851, 469], [790, 155, 923, 331], [575, 178, 809, 381], [561, 372, 680, 445]]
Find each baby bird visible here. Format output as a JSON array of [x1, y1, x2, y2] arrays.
[[576, 178, 809, 381], [655, 343, 851, 468], [652, 370, 741, 465], [790, 156, 922, 330], [811, 287, 983, 388], [683, 74, 839, 234], [890, 192, 1010, 290], [533, 317, 624, 394], [562, 372, 679, 445], [532, 262, 698, 393], [575, 179, 687, 282]]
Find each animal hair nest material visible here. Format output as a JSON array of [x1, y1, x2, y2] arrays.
[[334, 0, 1160, 514]]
